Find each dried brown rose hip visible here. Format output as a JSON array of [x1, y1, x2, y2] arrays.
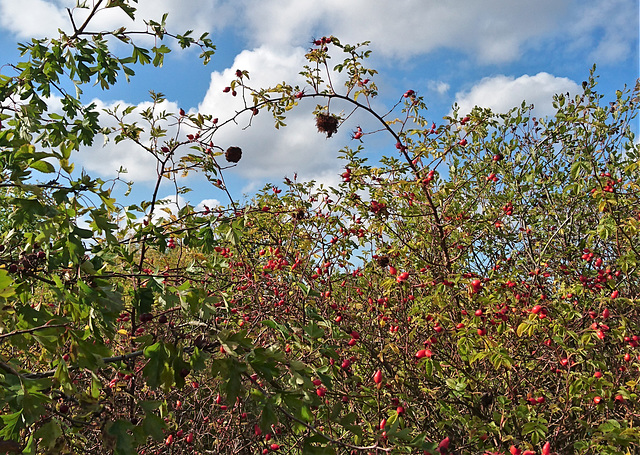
[[225, 146, 242, 163]]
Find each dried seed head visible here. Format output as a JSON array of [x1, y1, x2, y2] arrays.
[[293, 208, 307, 220], [375, 255, 390, 267], [315, 113, 339, 138], [225, 146, 242, 163]]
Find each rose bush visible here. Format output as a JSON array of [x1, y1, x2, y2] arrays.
[[0, 2, 638, 454]]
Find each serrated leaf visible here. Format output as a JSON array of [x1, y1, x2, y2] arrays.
[[30, 160, 55, 173], [33, 419, 62, 450]]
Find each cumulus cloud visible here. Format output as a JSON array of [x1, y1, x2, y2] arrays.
[[428, 81, 450, 95], [0, 0, 231, 41], [453, 72, 581, 119], [563, 0, 638, 64], [194, 198, 222, 212], [197, 45, 351, 184], [2, 0, 636, 69], [18, 93, 172, 184], [237, 0, 568, 64], [75, 97, 186, 183], [0, 0, 69, 38], [149, 194, 187, 221], [1, 0, 636, 68], [35, 47, 353, 194]]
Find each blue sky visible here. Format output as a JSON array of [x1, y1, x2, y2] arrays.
[[0, 0, 638, 214]]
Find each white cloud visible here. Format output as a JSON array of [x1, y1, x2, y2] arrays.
[[76, 98, 186, 183], [453, 72, 581, 119], [237, 0, 568, 64], [1, 0, 636, 68], [150, 194, 187, 221], [0, 0, 69, 38], [564, 0, 638, 64], [428, 81, 450, 95], [195, 198, 222, 212], [0, 0, 232, 41], [197, 45, 350, 183], [23, 94, 169, 184]]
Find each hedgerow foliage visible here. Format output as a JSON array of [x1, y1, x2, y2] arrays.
[[0, 2, 639, 454]]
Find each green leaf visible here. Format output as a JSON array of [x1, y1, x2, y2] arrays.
[[152, 45, 171, 67], [135, 287, 154, 315], [424, 359, 433, 376], [29, 160, 55, 173], [303, 322, 324, 339], [0, 269, 16, 299], [142, 411, 166, 441], [302, 437, 336, 455], [597, 215, 616, 240], [33, 419, 62, 450], [0, 410, 23, 440], [105, 420, 135, 455], [260, 403, 277, 433], [143, 342, 171, 389]]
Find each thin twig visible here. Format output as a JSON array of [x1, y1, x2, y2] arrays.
[[0, 323, 69, 341]]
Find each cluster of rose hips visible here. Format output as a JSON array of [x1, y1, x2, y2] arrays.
[[313, 36, 333, 46], [1, 243, 46, 274], [423, 169, 436, 185], [370, 200, 387, 215], [598, 171, 621, 193]]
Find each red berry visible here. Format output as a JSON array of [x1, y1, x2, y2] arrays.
[[373, 370, 383, 384], [470, 279, 482, 293], [397, 272, 409, 282], [438, 436, 450, 452]]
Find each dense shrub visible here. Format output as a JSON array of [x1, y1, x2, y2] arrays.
[[0, 3, 638, 454]]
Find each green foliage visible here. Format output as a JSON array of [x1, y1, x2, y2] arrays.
[[0, 2, 639, 454]]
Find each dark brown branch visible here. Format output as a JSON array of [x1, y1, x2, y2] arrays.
[[0, 323, 69, 341]]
